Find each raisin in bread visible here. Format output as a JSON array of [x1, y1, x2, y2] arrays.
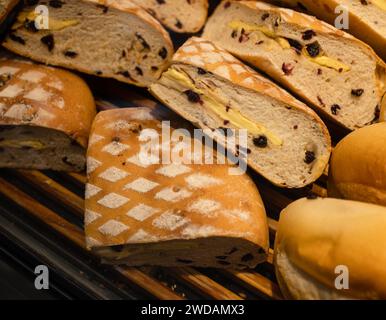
[[2, 0, 174, 87], [131, 0, 208, 33], [0, 59, 96, 171], [264, 0, 386, 61], [85, 107, 269, 268], [150, 37, 331, 188], [203, 1, 386, 130]]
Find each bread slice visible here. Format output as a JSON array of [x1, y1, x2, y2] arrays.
[[131, 0, 208, 33], [328, 122, 386, 206], [203, 1, 386, 130], [265, 0, 386, 61], [275, 197, 386, 299], [150, 37, 331, 188], [85, 107, 269, 268], [2, 0, 174, 87], [0, 59, 96, 171]]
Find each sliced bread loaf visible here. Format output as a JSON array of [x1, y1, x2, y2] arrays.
[[85, 107, 269, 268], [150, 37, 331, 188], [264, 0, 386, 61], [2, 0, 174, 87], [0, 59, 96, 171], [203, 1, 386, 130]]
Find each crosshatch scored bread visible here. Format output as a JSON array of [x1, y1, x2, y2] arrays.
[[203, 1, 386, 130], [150, 37, 331, 188], [84, 107, 269, 268], [2, 0, 174, 87], [131, 0, 209, 33], [0, 59, 96, 171]]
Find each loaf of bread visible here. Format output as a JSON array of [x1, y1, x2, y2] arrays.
[[203, 1, 386, 130], [264, 0, 386, 61], [2, 0, 174, 87], [150, 37, 331, 188], [0, 59, 96, 171], [131, 0, 208, 33], [328, 122, 386, 206], [275, 197, 386, 299], [84, 107, 269, 268]]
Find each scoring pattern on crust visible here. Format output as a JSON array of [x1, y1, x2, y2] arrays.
[[84, 107, 269, 249]]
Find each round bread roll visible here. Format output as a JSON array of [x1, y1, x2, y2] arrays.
[[274, 197, 386, 300], [328, 122, 386, 206]]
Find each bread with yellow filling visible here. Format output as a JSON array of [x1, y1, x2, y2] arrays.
[[203, 1, 386, 130], [150, 37, 331, 188], [0, 59, 96, 171]]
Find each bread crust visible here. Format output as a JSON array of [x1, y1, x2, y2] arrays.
[[328, 122, 386, 206], [0, 59, 96, 147], [84, 107, 269, 267], [203, 1, 386, 129], [275, 197, 386, 299], [2, 0, 174, 87], [151, 37, 331, 187]]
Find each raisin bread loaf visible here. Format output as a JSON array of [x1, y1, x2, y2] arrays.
[[275, 197, 386, 299], [328, 122, 386, 206], [265, 0, 386, 61], [2, 0, 174, 87], [131, 0, 208, 33], [0, 59, 96, 171], [203, 1, 386, 130], [85, 107, 269, 268], [150, 37, 331, 188]]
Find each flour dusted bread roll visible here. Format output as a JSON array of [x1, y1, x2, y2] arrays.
[[275, 197, 386, 300], [84, 107, 269, 268], [2, 0, 174, 87], [0, 59, 96, 171], [328, 122, 386, 206], [131, 0, 208, 33], [150, 37, 331, 188], [266, 0, 386, 61], [203, 1, 386, 130]]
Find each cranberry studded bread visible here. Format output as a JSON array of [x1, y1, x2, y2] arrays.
[[131, 0, 208, 33], [150, 37, 331, 188], [275, 198, 386, 299], [265, 0, 386, 61], [328, 122, 386, 206], [2, 0, 174, 87], [85, 107, 269, 268], [203, 1, 386, 130], [0, 59, 96, 171]]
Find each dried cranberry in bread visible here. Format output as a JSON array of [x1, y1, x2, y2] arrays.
[[263, 0, 386, 61], [2, 0, 174, 87], [85, 107, 269, 268], [131, 0, 208, 33], [203, 1, 386, 130], [0, 59, 96, 171], [150, 37, 331, 188]]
